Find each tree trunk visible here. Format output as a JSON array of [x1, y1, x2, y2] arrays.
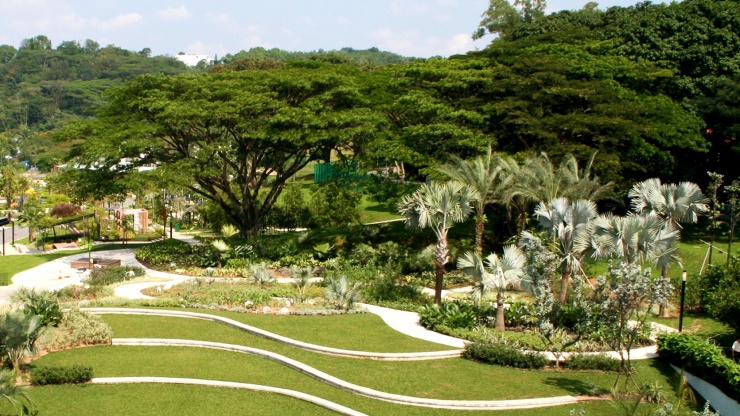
[[495, 291, 506, 331], [559, 265, 571, 304], [433, 236, 450, 305], [474, 214, 485, 258], [659, 266, 670, 317]]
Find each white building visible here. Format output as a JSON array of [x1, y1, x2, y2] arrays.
[[175, 54, 213, 67]]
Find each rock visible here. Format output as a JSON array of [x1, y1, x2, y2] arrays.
[[78, 300, 90, 307], [262, 306, 271, 314], [278, 307, 290, 315], [245, 300, 254, 308]]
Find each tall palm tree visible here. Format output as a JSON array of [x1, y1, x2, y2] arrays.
[[436, 146, 514, 256], [398, 181, 479, 304], [509, 152, 614, 205], [629, 179, 707, 315], [457, 245, 528, 331], [524, 197, 598, 303]]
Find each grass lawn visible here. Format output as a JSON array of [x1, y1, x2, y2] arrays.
[[91, 313, 680, 401], [32, 344, 678, 416], [102, 310, 451, 353]]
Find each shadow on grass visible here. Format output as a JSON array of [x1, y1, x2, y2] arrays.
[[542, 377, 607, 396]]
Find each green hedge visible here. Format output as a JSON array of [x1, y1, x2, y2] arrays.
[[30, 364, 93, 385], [566, 353, 620, 372], [463, 341, 547, 369], [657, 332, 740, 401]]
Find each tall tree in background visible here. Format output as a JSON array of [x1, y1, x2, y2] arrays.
[[64, 63, 381, 237], [399, 181, 479, 304]]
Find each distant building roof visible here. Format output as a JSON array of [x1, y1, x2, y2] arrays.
[[176, 54, 213, 67]]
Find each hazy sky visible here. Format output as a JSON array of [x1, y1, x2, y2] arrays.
[[0, 0, 644, 58]]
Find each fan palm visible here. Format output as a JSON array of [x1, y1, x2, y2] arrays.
[[629, 179, 709, 229], [527, 197, 598, 303], [436, 146, 515, 256], [289, 266, 315, 303], [457, 245, 528, 331], [584, 214, 681, 267], [398, 181, 479, 304]]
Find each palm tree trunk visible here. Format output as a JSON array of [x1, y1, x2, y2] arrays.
[[495, 291, 506, 331], [433, 237, 450, 305], [659, 266, 670, 317], [559, 265, 571, 304], [474, 214, 485, 258]]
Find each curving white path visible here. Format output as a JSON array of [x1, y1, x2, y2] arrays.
[[86, 308, 463, 361], [109, 338, 578, 411]]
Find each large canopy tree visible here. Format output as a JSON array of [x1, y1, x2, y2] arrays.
[[64, 63, 381, 237]]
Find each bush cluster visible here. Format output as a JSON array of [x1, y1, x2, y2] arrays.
[[41, 309, 112, 349], [657, 332, 740, 401], [566, 353, 620, 372], [463, 340, 548, 369], [86, 266, 145, 286], [420, 301, 495, 331], [136, 240, 218, 267], [30, 364, 93, 385], [685, 264, 740, 330]]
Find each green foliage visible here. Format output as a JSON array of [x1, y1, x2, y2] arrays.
[[419, 301, 495, 331], [30, 364, 93, 385], [135, 240, 217, 268], [10, 288, 62, 327], [657, 332, 740, 401], [40, 309, 112, 350], [86, 266, 145, 286], [308, 182, 362, 228], [0, 309, 43, 371], [566, 353, 620, 372], [463, 340, 548, 369], [325, 276, 362, 310], [685, 264, 740, 331]]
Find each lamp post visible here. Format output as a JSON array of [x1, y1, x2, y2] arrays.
[[678, 270, 687, 332]]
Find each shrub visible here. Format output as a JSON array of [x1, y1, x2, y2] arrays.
[[566, 353, 620, 372], [464, 340, 547, 369], [505, 300, 537, 328], [10, 288, 62, 327], [657, 332, 740, 401], [30, 364, 93, 385], [420, 301, 495, 331], [86, 266, 145, 286], [57, 284, 112, 300], [40, 309, 112, 349], [325, 276, 362, 310]]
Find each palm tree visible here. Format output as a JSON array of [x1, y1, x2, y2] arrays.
[[436, 146, 514, 256], [509, 152, 614, 205], [0, 370, 35, 416], [289, 266, 315, 303], [629, 179, 709, 229], [524, 197, 598, 303], [398, 181, 479, 304], [629, 179, 707, 315], [585, 214, 681, 267], [457, 245, 528, 331]]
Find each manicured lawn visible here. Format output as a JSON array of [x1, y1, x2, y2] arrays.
[[32, 345, 677, 416], [92, 313, 680, 401]]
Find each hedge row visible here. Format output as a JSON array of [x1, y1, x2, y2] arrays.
[[657, 332, 740, 401], [30, 364, 93, 385], [463, 341, 548, 369]]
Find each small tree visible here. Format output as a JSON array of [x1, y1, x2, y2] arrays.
[[705, 172, 724, 266], [289, 266, 315, 303], [591, 262, 673, 393], [457, 245, 527, 331], [398, 181, 479, 304], [725, 180, 740, 266]]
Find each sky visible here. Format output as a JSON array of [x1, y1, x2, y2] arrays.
[[0, 0, 644, 59]]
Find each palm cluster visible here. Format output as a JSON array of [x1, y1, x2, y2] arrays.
[[401, 148, 710, 324]]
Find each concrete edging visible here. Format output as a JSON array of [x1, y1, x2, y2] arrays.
[[92, 376, 368, 416], [85, 308, 464, 361], [110, 337, 578, 410]]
